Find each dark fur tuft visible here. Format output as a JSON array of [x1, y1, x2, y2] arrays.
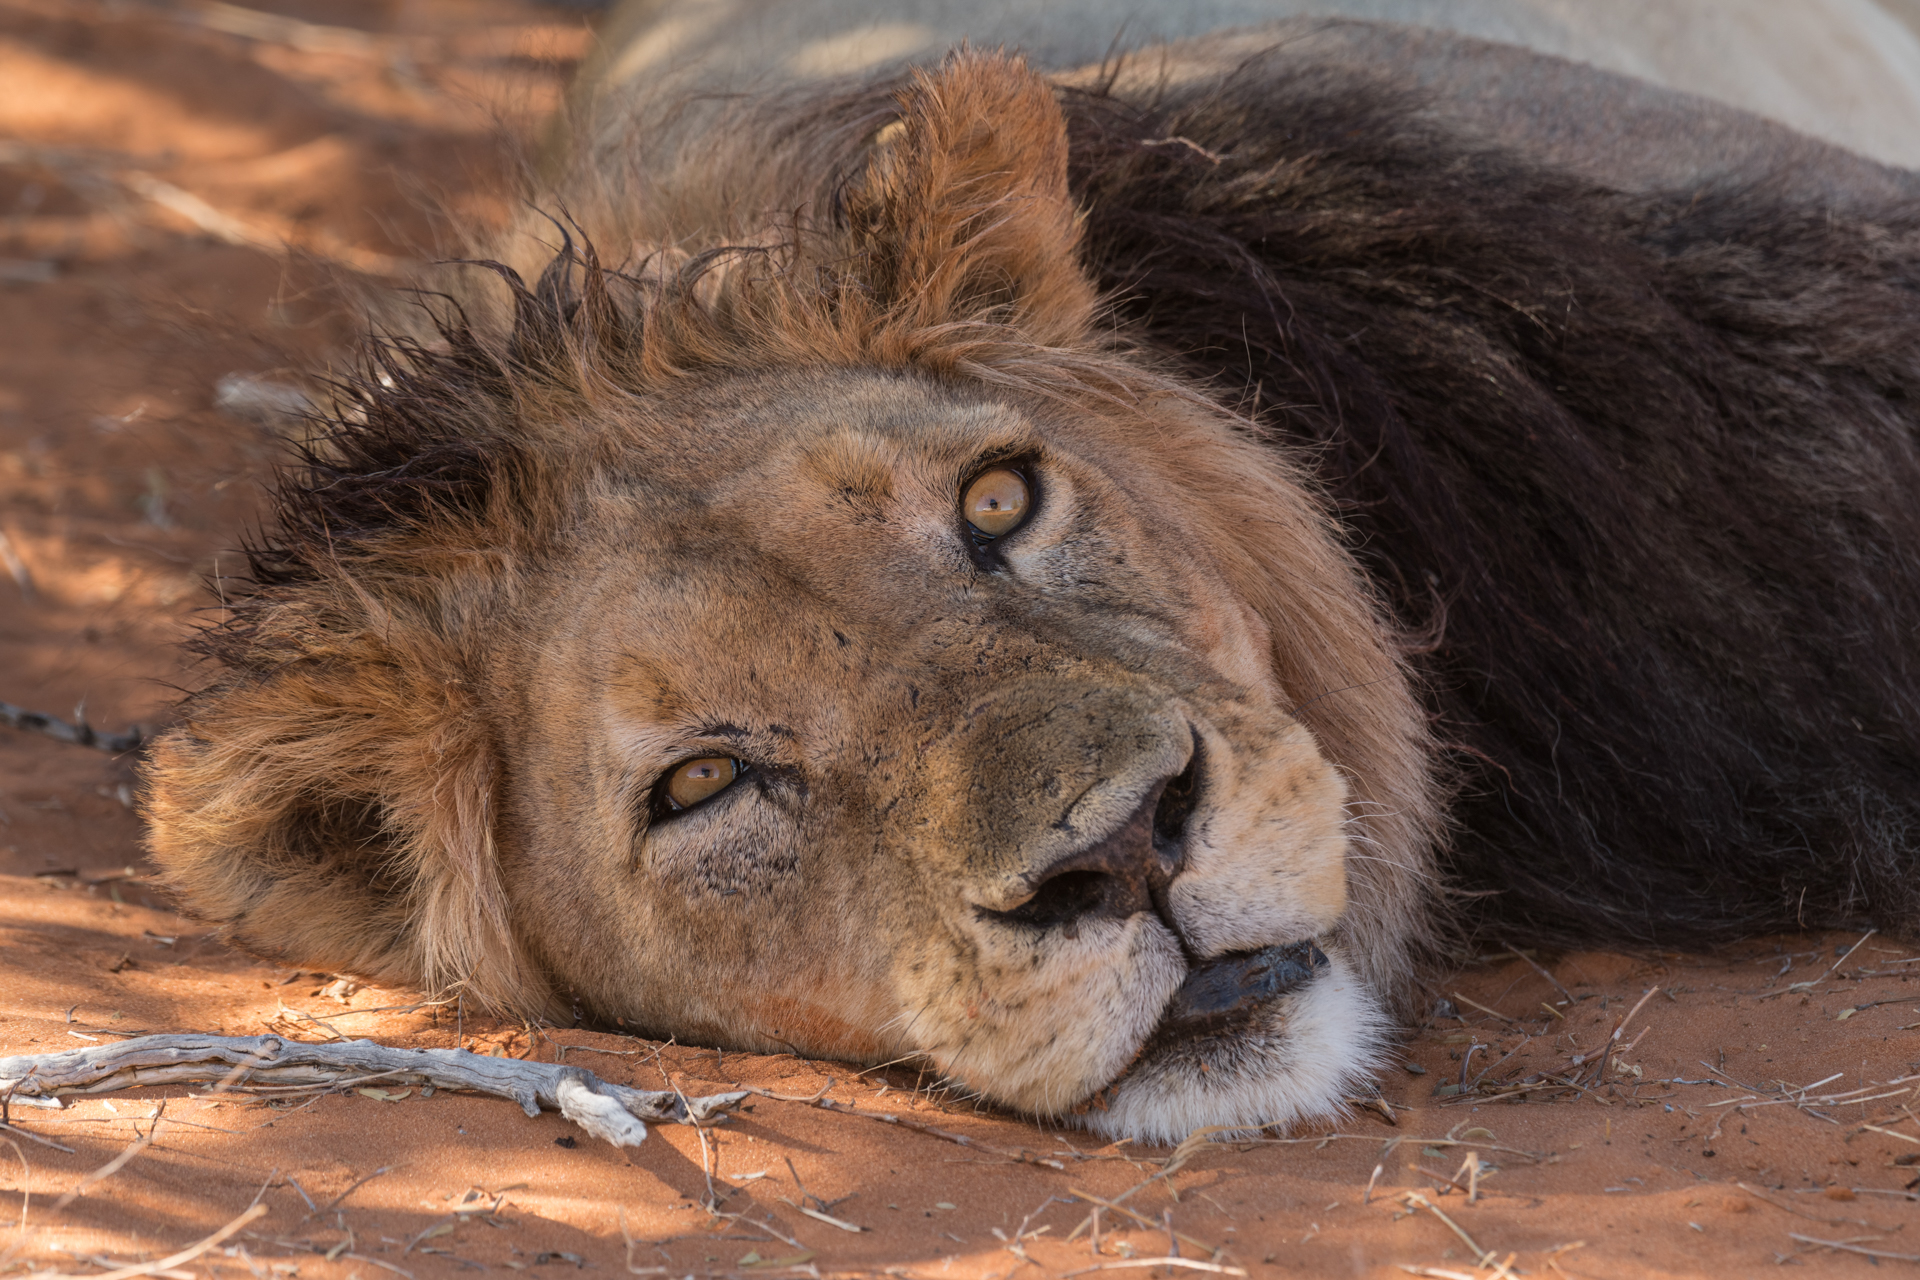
[[195, 294, 544, 675]]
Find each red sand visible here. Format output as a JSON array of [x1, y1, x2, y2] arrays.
[[2, 4, 1917, 1276]]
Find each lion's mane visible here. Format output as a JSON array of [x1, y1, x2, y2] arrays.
[[1063, 61, 1920, 943]]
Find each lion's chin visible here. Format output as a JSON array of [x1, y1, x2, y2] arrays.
[[1075, 947, 1392, 1145]]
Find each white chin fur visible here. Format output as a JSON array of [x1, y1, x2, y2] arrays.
[[1077, 949, 1391, 1145]]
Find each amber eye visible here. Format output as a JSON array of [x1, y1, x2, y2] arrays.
[[664, 756, 738, 811], [962, 467, 1031, 539]]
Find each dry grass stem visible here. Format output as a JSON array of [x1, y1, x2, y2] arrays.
[[740, 1082, 837, 1104], [1398, 1265, 1520, 1280], [709, 1210, 802, 1248], [670, 1078, 720, 1210], [771, 1092, 1066, 1169], [0, 1120, 159, 1270], [1734, 1182, 1882, 1228], [1458, 1151, 1484, 1203], [1502, 945, 1576, 1004], [1765, 931, 1876, 999], [1059, 1259, 1247, 1276], [1063, 1188, 1218, 1255], [792, 1205, 865, 1233], [1541, 1241, 1590, 1277], [990, 1196, 1060, 1264], [309, 1165, 393, 1220], [1449, 993, 1520, 1026], [1399, 1192, 1496, 1267], [1069, 1123, 1237, 1231], [1788, 1232, 1920, 1262], [29, 1203, 265, 1280], [0, 1122, 74, 1154], [1, 1136, 25, 1235], [1237, 1133, 1547, 1161]]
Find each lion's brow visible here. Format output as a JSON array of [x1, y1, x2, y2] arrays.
[[687, 721, 799, 742]]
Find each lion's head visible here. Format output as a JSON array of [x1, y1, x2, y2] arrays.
[[144, 52, 1441, 1141]]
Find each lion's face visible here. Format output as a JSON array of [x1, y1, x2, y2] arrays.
[[495, 370, 1385, 1137], [146, 51, 1437, 1143]]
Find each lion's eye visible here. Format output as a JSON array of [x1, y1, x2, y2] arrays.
[[664, 756, 738, 810], [962, 467, 1031, 539]]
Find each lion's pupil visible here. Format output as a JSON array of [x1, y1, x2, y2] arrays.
[[963, 468, 1030, 538], [667, 757, 736, 809]]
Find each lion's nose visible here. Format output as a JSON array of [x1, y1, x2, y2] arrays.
[[982, 748, 1200, 938]]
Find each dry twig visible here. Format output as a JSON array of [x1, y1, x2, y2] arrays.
[[1788, 1232, 1920, 1262], [0, 1034, 745, 1148]]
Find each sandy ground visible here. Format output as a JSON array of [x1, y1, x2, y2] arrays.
[[2, 3, 1919, 1278]]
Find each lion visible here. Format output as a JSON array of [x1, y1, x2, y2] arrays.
[[142, 10, 1920, 1142]]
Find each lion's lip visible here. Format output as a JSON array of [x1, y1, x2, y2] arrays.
[[1152, 940, 1329, 1042], [1072, 941, 1333, 1115]]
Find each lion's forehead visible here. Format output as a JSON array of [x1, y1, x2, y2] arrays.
[[622, 368, 1042, 479], [521, 376, 1265, 751]]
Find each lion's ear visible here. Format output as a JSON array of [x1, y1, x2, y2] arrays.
[[143, 599, 543, 1015], [843, 50, 1097, 346]]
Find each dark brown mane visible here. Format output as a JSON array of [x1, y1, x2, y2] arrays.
[[1060, 56, 1920, 943]]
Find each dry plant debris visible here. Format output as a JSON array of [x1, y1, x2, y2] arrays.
[[0, 1035, 747, 1147]]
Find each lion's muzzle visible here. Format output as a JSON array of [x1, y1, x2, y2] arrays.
[[891, 676, 1357, 1121], [974, 742, 1198, 939]]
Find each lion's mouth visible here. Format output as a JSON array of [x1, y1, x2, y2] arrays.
[[1074, 940, 1329, 1115], [1153, 940, 1330, 1043]]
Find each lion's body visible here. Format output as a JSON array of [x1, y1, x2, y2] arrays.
[[145, 13, 1920, 1139], [572, 0, 1920, 176]]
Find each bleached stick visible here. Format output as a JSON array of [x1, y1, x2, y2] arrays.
[[0, 1034, 746, 1148]]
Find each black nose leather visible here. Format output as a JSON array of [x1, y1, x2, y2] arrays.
[[980, 749, 1199, 938]]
